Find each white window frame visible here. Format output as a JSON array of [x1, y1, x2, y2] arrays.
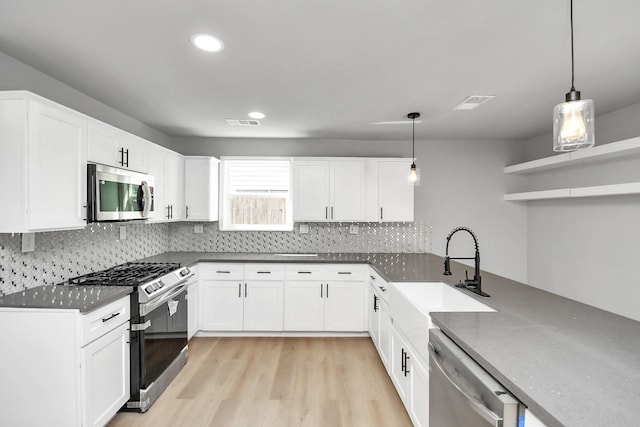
[[219, 157, 294, 231]]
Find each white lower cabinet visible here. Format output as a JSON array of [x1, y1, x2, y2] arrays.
[[243, 281, 284, 330], [186, 265, 199, 340], [0, 295, 130, 427], [283, 280, 325, 331], [284, 264, 366, 332], [201, 280, 245, 330], [81, 321, 130, 427], [200, 263, 284, 331], [369, 281, 391, 369], [390, 323, 429, 427], [198, 262, 367, 333]]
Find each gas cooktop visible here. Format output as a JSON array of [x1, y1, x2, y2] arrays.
[[68, 262, 181, 287]]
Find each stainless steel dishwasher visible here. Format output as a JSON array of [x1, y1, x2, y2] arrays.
[[428, 329, 524, 427]]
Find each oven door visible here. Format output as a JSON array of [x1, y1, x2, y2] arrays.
[[139, 284, 188, 389]]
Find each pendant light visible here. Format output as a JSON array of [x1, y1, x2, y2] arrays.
[[408, 112, 420, 184], [553, 0, 594, 152]]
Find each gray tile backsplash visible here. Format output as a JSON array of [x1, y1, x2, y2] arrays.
[[169, 222, 431, 254], [0, 223, 170, 296], [0, 221, 430, 296]]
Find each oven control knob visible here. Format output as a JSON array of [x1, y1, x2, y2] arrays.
[[145, 286, 153, 295], [180, 268, 191, 277], [157, 280, 165, 288]]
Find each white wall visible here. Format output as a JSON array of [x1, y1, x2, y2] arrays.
[[522, 100, 640, 321], [172, 136, 528, 282], [0, 50, 172, 148]]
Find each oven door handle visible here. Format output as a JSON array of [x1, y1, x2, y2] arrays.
[[140, 283, 188, 316]]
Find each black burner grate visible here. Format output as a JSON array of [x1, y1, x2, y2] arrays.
[[68, 262, 181, 287]]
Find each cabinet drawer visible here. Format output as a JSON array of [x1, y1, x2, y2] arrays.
[[202, 263, 244, 280], [80, 296, 130, 347], [285, 264, 325, 281], [325, 264, 366, 281], [244, 264, 285, 281]]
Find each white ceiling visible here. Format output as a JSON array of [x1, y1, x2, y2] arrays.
[[1, 0, 640, 142]]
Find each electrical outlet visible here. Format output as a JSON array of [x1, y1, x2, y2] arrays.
[[299, 224, 310, 234], [21, 233, 35, 253], [119, 226, 127, 240], [349, 224, 359, 234], [194, 224, 204, 234]]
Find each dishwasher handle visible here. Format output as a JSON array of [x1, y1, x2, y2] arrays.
[[428, 343, 502, 426]]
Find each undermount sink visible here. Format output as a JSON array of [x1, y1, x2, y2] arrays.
[[390, 282, 495, 359], [274, 253, 318, 257]]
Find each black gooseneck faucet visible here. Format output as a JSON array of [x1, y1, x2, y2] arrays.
[[443, 226, 490, 297]]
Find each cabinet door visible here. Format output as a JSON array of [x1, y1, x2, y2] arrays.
[[324, 281, 365, 331], [184, 157, 219, 221], [81, 321, 130, 427], [88, 120, 148, 173], [200, 280, 243, 330], [293, 160, 330, 221], [368, 287, 380, 345], [378, 160, 414, 222], [28, 100, 87, 231], [330, 160, 366, 221], [390, 326, 411, 404], [408, 354, 429, 427], [243, 281, 284, 331], [165, 151, 185, 220], [378, 298, 391, 369], [187, 276, 198, 340], [125, 134, 149, 173], [283, 281, 324, 331]]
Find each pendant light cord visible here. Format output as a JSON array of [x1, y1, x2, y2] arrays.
[[570, 0, 575, 91], [412, 116, 415, 160]]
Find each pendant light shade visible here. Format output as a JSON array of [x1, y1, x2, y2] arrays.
[[408, 112, 420, 185], [553, 0, 595, 152]]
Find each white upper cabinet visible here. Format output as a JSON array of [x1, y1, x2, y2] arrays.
[[165, 150, 185, 220], [293, 160, 331, 221], [376, 159, 414, 222], [293, 158, 366, 222], [0, 92, 88, 232], [147, 144, 185, 222], [330, 160, 367, 221], [88, 118, 148, 173], [184, 156, 219, 221]]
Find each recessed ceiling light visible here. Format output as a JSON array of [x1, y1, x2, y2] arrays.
[[191, 34, 224, 52], [248, 112, 265, 119]]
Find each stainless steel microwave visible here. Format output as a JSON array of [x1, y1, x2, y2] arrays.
[[87, 163, 155, 222]]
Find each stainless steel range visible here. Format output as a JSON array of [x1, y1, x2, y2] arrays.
[[69, 262, 194, 412]]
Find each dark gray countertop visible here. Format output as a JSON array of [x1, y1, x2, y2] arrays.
[[0, 285, 133, 313], [140, 251, 640, 427]]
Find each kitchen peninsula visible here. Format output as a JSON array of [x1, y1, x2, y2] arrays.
[[136, 251, 640, 427]]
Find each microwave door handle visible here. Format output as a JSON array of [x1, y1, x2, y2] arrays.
[[140, 181, 151, 217]]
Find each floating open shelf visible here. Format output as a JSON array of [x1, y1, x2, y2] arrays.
[[504, 136, 640, 174], [504, 182, 640, 201]]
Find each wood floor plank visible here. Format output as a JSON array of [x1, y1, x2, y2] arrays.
[[108, 337, 413, 427]]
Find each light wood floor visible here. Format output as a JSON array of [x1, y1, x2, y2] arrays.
[[108, 337, 412, 427]]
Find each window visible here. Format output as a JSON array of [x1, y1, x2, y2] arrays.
[[219, 158, 293, 231]]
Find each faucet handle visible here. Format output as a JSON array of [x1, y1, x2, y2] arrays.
[[443, 257, 452, 275]]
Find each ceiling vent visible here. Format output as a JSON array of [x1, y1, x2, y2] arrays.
[[226, 119, 261, 126], [453, 95, 495, 111]]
